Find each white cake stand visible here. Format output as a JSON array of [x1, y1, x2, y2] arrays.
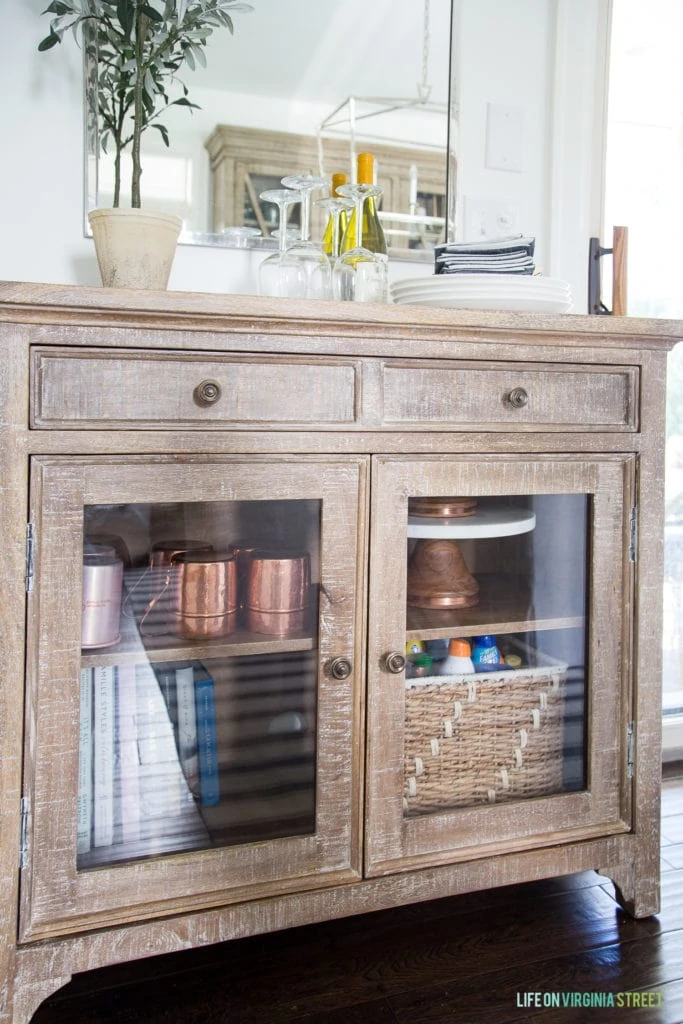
[[407, 506, 536, 539]]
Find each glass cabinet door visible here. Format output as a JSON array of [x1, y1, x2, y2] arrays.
[[21, 456, 366, 941], [365, 455, 635, 877]]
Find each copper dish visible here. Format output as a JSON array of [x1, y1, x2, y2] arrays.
[[150, 538, 214, 568], [406, 538, 479, 609], [408, 497, 478, 519]]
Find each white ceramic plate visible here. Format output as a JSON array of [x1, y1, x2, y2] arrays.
[[391, 274, 571, 294], [392, 281, 570, 296], [392, 294, 573, 312], [391, 283, 571, 301]]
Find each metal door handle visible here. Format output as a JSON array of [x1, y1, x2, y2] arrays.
[[384, 651, 406, 674], [507, 387, 529, 409], [329, 657, 352, 680], [193, 379, 222, 406]]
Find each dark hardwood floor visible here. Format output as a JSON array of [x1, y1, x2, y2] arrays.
[[31, 769, 683, 1024]]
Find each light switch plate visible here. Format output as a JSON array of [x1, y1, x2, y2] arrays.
[[485, 102, 524, 173], [463, 195, 519, 241]]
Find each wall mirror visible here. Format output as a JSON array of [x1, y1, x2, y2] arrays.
[[85, 0, 453, 259]]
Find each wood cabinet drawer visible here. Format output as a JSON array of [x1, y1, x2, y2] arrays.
[[31, 350, 359, 428], [380, 361, 639, 430]]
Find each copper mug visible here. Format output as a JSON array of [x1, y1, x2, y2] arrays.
[[150, 539, 214, 570], [128, 539, 215, 631], [174, 550, 238, 639], [245, 550, 311, 636], [82, 545, 124, 648]]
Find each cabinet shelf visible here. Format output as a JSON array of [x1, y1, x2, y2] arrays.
[[406, 574, 584, 640], [81, 627, 316, 668], [79, 805, 316, 869], [78, 802, 211, 869]]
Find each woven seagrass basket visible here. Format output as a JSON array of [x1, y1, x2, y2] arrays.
[[403, 643, 567, 814]]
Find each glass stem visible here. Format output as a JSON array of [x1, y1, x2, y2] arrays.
[[277, 201, 289, 253], [331, 211, 341, 259], [301, 192, 311, 243], [355, 195, 363, 249]]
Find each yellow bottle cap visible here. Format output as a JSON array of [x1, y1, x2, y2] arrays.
[[332, 173, 347, 196], [449, 638, 471, 656], [357, 153, 375, 185], [406, 640, 426, 656]]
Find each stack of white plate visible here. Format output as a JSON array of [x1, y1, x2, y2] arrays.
[[391, 274, 572, 313]]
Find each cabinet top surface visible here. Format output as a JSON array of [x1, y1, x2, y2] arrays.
[[0, 280, 681, 351]]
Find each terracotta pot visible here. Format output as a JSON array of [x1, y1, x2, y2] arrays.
[[87, 207, 182, 290]]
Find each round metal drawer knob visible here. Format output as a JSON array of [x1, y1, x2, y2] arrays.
[[193, 379, 222, 407], [329, 657, 353, 680], [507, 386, 529, 409], [384, 651, 406, 674]]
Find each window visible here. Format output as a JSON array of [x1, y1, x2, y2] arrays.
[[604, 0, 683, 754]]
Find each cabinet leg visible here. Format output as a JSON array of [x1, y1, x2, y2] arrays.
[[598, 864, 660, 919], [9, 973, 72, 1024]]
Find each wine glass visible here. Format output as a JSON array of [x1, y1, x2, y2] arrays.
[[280, 174, 332, 299], [315, 196, 355, 260], [333, 183, 389, 303], [221, 226, 262, 249], [258, 188, 305, 298]]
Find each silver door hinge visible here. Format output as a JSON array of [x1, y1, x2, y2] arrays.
[[627, 721, 635, 778], [628, 507, 638, 563], [25, 522, 35, 593], [19, 797, 29, 869]]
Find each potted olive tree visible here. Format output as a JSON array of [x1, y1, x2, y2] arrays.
[[39, 0, 251, 288]]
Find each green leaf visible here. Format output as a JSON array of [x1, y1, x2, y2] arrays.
[[37, 31, 61, 50], [116, 0, 134, 36], [51, 11, 80, 33], [139, 4, 164, 21], [191, 43, 206, 67], [151, 123, 170, 147], [42, 1, 72, 15]]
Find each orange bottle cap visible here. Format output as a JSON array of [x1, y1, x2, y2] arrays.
[[357, 152, 375, 185], [332, 172, 347, 195], [449, 638, 471, 656]]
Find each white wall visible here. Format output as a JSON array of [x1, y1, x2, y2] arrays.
[[453, 0, 611, 310], [1, 0, 608, 303], [454, 0, 554, 256]]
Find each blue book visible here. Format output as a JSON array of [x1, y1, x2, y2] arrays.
[[195, 669, 220, 807]]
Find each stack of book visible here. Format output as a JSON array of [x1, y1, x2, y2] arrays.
[[78, 651, 318, 859], [434, 235, 536, 275], [77, 661, 219, 858]]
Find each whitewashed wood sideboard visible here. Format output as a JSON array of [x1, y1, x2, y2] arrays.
[[0, 282, 680, 1023]]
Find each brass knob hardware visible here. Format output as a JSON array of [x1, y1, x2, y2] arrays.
[[193, 379, 222, 407], [507, 386, 529, 409], [329, 657, 352, 680], [384, 651, 406, 674]]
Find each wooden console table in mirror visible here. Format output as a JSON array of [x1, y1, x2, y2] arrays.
[[204, 125, 447, 255]]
